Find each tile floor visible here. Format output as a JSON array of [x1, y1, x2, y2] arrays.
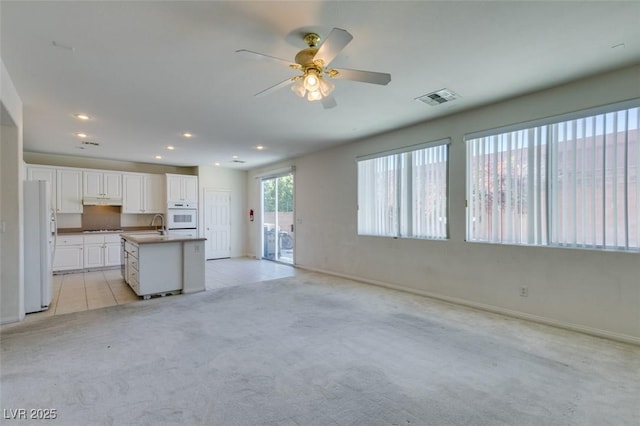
[[24, 258, 297, 321]]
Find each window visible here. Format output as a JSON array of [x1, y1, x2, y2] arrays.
[[358, 140, 449, 239], [466, 100, 639, 251]]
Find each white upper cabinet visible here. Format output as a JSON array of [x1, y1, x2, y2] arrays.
[[83, 170, 122, 201], [104, 172, 122, 199], [122, 173, 165, 213], [122, 173, 144, 213], [56, 169, 83, 213], [166, 174, 198, 205], [83, 171, 102, 197], [144, 174, 165, 213], [26, 165, 57, 210], [26, 165, 83, 213], [167, 175, 183, 203]]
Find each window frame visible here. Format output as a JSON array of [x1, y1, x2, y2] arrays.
[[465, 98, 640, 252], [357, 138, 450, 240]]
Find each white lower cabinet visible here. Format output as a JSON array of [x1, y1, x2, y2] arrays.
[[105, 242, 122, 267], [83, 242, 105, 269], [53, 236, 84, 271], [83, 234, 122, 270], [53, 234, 122, 272]]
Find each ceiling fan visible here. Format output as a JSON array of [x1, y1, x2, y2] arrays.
[[236, 28, 391, 109]]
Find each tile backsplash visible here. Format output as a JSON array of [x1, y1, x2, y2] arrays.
[[82, 205, 122, 230]]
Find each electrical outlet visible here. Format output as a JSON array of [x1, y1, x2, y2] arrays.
[[520, 286, 528, 297]]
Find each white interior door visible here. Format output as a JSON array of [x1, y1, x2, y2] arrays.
[[204, 189, 231, 260]]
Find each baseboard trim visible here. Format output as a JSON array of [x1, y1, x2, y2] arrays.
[[297, 264, 640, 346], [1, 315, 22, 325]]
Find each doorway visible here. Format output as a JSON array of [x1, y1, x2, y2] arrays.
[[203, 189, 231, 260], [261, 173, 294, 264]]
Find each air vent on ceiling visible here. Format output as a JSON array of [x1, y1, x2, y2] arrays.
[[232, 159, 246, 164], [81, 140, 100, 146], [415, 88, 459, 106]]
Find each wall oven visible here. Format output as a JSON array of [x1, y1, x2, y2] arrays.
[[167, 208, 197, 229]]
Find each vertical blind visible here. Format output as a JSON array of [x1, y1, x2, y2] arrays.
[[358, 141, 449, 239], [466, 102, 639, 251]]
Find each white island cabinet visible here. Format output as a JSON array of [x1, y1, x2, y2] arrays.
[[121, 234, 206, 299]]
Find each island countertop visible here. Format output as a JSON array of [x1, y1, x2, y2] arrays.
[[120, 233, 206, 245]]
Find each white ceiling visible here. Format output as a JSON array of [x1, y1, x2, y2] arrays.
[[2, 1, 639, 170]]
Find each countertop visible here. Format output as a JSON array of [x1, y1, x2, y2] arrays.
[[120, 233, 206, 245], [58, 227, 159, 236]]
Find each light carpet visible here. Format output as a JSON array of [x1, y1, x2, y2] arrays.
[[1, 272, 639, 425]]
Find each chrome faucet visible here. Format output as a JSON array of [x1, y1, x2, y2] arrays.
[[150, 214, 167, 235]]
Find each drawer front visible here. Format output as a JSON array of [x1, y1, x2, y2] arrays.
[[83, 234, 105, 244], [57, 235, 84, 246], [129, 258, 138, 271], [129, 271, 140, 294], [124, 242, 138, 258], [104, 234, 121, 243]]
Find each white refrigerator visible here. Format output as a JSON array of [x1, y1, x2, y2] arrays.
[[24, 180, 55, 313]]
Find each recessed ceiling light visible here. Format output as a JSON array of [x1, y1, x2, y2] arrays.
[[232, 155, 239, 159], [256, 145, 264, 150], [182, 132, 193, 138], [167, 146, 175, 150], [74, 113, 90, 120], [75, 132, 87, 138], [154, 155, 162, 160], [214, 162, 220, 166]]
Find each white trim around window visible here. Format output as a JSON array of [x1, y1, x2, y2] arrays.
[[357, 138, 450, 240], [465, 99, 640, 252]]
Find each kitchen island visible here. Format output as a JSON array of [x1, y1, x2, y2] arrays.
[[120, 233, 206, 299]]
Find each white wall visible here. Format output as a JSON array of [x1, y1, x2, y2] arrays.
[[247, 64, 640, 343], [197, 166, 247, 257], [1, 58, 24, 324]]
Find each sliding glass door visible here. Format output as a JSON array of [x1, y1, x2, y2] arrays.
[[262, 173, 294, 264]]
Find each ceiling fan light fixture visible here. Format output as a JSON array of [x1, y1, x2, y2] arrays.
[[303, 69, 320, 92], [318, 76, 335, 96], [291, 79, 306, 97], [307, 90, 322, 102]]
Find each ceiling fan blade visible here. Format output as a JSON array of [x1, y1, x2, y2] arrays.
[[254, 77, 295, 97], [321, 94, 337, 109], [329, 68, 391, 85], [236, 49, 296, 67], [313, 28, 353, 67]]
